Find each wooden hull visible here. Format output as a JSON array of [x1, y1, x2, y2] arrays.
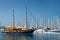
[[2, 29, 35, 34]]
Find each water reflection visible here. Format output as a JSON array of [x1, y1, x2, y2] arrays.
[[1, 32, 60, 40], [2, 34, 33, 40]]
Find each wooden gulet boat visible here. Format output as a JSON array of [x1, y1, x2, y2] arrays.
[[2, 8, 36, 34]]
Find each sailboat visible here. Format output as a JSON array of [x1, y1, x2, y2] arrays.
[[45, 16, 60, 32], [2, 8, 36, 34]]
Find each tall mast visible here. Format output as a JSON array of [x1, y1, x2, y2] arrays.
[[12, 9, 15, 26], [26, 7, 28, 28]]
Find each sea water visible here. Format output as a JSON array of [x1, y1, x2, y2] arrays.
[[0, 31, 60, 40]]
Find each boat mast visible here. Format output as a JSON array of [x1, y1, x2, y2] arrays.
[[12, 9, 15, 26], [26, 7, 28, 28]]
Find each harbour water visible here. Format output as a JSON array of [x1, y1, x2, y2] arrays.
[[0, 31, 60, 40]]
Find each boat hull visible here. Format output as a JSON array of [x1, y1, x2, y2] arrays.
[[45, 29, 60, 33], [2, 30, 35, 34], [49, 30, 60, 32]]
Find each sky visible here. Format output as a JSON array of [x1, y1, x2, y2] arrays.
[[0, 0, 60, 27]]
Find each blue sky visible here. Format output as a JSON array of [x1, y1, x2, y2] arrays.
[[0, 0, 60, 26]]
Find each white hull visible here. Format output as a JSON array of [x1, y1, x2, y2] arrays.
[[46, 29, 60, 32]]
